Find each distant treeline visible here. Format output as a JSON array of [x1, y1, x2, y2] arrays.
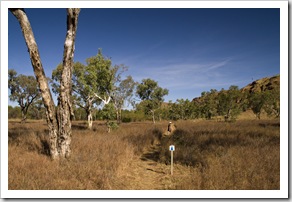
[[8, 83, 279, 122], [8, 50, 279, 124]]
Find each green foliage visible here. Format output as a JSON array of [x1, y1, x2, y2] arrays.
[[51, 58, 279, 123], [263, 88, 280, 118], [74, 107, 87, 120], [247, 87, 280, 119], [136, 100, 153, 115], [85, 49, 116, 99], [52, 49, 125, 128], [112, 75, 138, 123], [27, 100, 45, 120], [100, 103, 119, 132], [8, 69, 41, 122], [101, 103, 116, 121], [8, 106, 21, 119], [52, 49, 116, 106], [136, 78, 168, 123], [107, 121, 119, 131], [248, 91, 266, 119], [137, 79, 169, 102], [199, 89, 218, 120], [121, 110, 145, 122], [217, 86, 242, 121], [168, 99, 199, 120]]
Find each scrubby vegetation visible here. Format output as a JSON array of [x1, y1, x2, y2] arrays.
[[7, 67, 280, 190], [8, 8, 281, 191], [8, 119, 279, 190]]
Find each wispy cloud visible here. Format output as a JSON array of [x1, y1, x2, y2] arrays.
[[113, 41, 167, 66], [203, 59, 231, 71], [128, 57, 253, 102], [134, 58, 232, 89], [148, 58, 230, 75]]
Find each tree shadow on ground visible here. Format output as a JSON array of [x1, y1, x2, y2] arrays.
[[40, 139, 50, 156], [8, 129, 51, 157], [140, 145, 161, 162]]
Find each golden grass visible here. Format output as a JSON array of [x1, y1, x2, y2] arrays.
[[8, 119, 280, 190]]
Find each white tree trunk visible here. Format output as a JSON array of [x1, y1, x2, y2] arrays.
[[87, 111, 93, 130], [86, 98, 94, 130], [93, 93, 111, 105]]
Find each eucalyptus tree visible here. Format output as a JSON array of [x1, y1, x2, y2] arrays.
[[8, 69, 41, 122], [74, 52, 119, 130], [86, 49, 118, 104], [217, 85, 242, 121], [10, 8, 81, 159], [264, 88, 280, 118], [199, 89, 218, 120], [52, 62, 97, 129], [100, 103, 119, 133], [248, 87, 280, 119], [111, 75, 137, 123], [136, 78, 169, 124], [52, 49, 123, 129], [248, 91, 267, 119]]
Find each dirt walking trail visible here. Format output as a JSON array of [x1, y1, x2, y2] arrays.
[[120, 142, 192, 190]]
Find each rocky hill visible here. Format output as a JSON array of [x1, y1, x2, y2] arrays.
[[192, 74, 280, 103], [241, 74, 280, 93]]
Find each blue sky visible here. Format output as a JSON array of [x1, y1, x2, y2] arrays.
[[8, 8, 280, 105]]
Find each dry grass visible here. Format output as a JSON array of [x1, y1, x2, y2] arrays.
[[159, 120, 280, 189], [8, 119, 280, 190]]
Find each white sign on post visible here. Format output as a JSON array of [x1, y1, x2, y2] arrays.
[[169, 145, 175, 175], [169, 145, 175, 151]]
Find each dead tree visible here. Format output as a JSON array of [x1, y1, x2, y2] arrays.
[[9, 8, 81, 159]]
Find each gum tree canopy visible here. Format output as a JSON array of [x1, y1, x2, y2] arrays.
[[9, 8, 81, 159], [136, 78, 169, 124], [52, 49, 123, 130]]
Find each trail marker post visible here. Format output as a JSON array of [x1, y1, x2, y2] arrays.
[[169, 145, 175, 175]]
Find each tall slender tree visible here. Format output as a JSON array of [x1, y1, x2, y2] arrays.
[[9, 8, 81, 159], [112, 75, 137, 123]]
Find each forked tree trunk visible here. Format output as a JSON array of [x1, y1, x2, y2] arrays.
[[9, 8, 80, 159]]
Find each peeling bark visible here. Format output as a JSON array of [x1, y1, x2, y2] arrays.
[[9, 8, 59, 159], [57, 8, 80, 158], [10, 8, 80, 159]]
